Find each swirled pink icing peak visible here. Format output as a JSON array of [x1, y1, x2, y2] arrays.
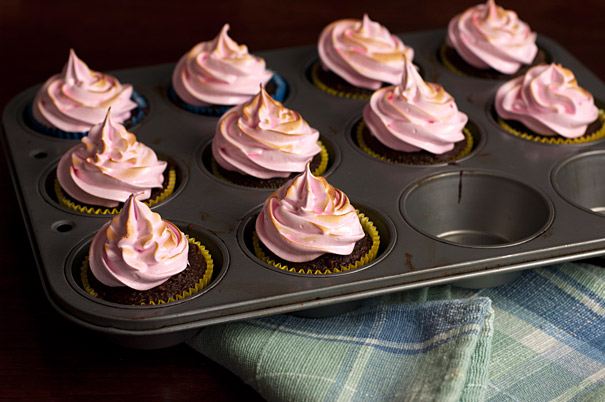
[[255, 164, 365, 262], [172, 24, 273, 106], [33, 49, 137, 133], [89, 193, 189, 291], [495, 63, 599, 137], [318, 14, 414, 90], [212, 85, 321, 179], [447, 0, 537, 74], [57, 108, 167, 207], [363, 55, 468, 154]]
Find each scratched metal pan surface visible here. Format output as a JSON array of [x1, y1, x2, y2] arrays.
[[3, 29, 605, 348]]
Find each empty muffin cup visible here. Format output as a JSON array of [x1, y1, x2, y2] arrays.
[[401, 170, 554, 247], [553, 150, 605, 215]]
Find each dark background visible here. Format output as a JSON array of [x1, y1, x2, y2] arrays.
[[1, 1, 604, 400]]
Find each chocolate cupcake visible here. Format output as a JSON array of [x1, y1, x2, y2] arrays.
[[358, 55, 472, 165], [27, 49, 146, 139], [254, 165, 379, 275], [81, 193, 213, 305], [211, 86, 328, 188], [441, 0, 545, 79], [494, 63, 605, 144], [311, 14, 414, 99], [55, 108, 175, 215], [170, 24, 287, 116]]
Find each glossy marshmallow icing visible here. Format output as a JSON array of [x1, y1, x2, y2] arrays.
[[89, 193, 189, 291]]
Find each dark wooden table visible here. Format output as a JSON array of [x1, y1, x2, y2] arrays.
[[1, 1, 603, 400]]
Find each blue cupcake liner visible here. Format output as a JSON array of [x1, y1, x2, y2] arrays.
[[168, 72, 288, 117], [24, 90, 148, 140]]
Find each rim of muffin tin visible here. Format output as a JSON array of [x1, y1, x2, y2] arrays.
[[38, 149, 188, 217], [236, 200, 397, 277], [196, 135, 341, 189], [400, 169, 555, 248], [64, 220, 230, 309]]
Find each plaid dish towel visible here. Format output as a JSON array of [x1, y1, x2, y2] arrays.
[[188, 261, 605, 401]]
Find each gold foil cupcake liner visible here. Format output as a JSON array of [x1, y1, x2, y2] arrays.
[[81, 235, 214, 305], [55, 167, 176, 215], [497, 109, 605, 144], [309, 61, 373, 100], [211, 140, 329, 188], [253, 210, 380, 275], [356, 120, 474, 165]]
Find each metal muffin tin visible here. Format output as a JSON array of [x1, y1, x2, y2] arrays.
[[3, 29, 605, 348]]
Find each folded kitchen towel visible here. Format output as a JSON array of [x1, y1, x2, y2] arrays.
[[189, 288, 494, 401], [188, 261, 605, 401], [451, 261, 605, 401]]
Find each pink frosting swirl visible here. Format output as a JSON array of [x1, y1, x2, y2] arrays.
[[495, 63, 599, 138], [363, 55, 468, 154], [172, 24, 273, 106], [33, 49, 137, 133], [447, 0, 537, 74], [318, 14, 414, 90], [212, 86, 321, 179], [57, 109, 167, 208], [256, 165, 365, 263], [89, 193, 189, 291]]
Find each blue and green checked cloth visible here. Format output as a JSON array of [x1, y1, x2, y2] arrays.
[[188, 261, 605, 401]]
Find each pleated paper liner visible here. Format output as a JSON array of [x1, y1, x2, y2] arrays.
[[54, 167, 176, 215], [355, 119, 474, 165], [210, 140, 329, 189], [81, 235, 214, 305], [253, 211, 380, 275], [496, 109, 605, 144]]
